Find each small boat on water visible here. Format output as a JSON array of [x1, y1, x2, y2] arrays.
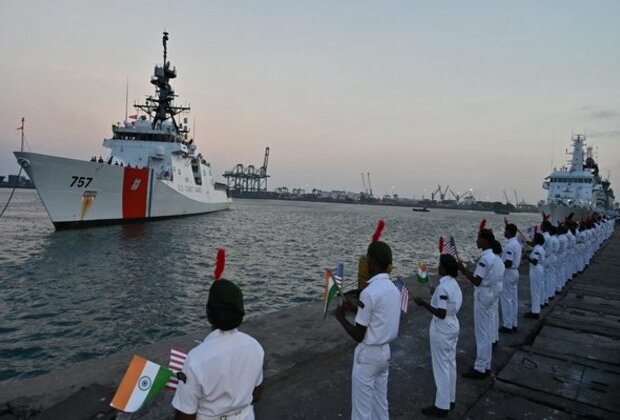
[[411, 207, 430, 213], [14, 32, 231, 229]]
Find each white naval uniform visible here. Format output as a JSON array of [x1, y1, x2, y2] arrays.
[[541, 231, 552, 305], [566, 231, 576, 279], [352, 273, 401, 420], [557, 233, 568, 289], [500, 237, 522, 329], [491, 253, 505, 344], [549, 235, 560, 298], [172, 329, 264, 420], [429, 276, 463, 410], [473, 249, 498, 373], [528, 245, 545, 314]]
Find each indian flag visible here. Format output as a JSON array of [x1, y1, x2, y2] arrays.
[[417, 262, 428, 284], [323, 264, 343, 318], [110, 355, 173, 413]]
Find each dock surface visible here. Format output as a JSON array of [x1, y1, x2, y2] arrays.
[[1, 227, 618, 419]]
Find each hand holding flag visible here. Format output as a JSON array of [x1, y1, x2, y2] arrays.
[[323, 263, 345, 318], [110, 356, 172, 413]]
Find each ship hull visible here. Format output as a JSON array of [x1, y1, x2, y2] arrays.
[[14, 152, 231, 228]]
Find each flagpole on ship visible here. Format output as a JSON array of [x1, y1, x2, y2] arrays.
[[19, 117, 25, 152]]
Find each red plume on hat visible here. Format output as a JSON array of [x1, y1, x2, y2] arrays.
[[438, 236, 445, 254], [214, 248, 226, 281], [371, 219, 386, 242], [478, 219, 487, 231], [542, 213, 550, 221], [504, 217, 509, 226]]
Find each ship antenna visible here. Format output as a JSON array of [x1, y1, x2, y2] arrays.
[[163, 31, 169, 65]]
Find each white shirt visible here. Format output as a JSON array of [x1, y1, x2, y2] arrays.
[[474, 249, 497, 288], [502, 237, 522, 269], [355, 273, 401, 346], [529, 245, 545, 267], [431, 275, 463, 318], [172, 329, 264, 419]]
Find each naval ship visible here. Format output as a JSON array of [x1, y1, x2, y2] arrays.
[[14, 32, 231, 229], [541, 134, 615, 224]]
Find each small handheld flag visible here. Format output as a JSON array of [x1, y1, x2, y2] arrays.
[[393, 277, 410, 313], [165, 348, 188, 391], [371, 220, 386, 242], [442, 236, 458, 257], [214, 248, 226, 280], [416, 262, 428, 284], [110, 356, 172, 413], [323, 265, 343, 318]]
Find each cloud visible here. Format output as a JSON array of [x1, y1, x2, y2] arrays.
[[590, 109, 619, 119], [588, 129, 620, 139]]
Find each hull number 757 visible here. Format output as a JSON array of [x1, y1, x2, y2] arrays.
[[70, 176, 93, 188]]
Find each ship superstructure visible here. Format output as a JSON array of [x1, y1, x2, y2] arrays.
[[15, 32, 231, 228], [541, 134, 615, 223]]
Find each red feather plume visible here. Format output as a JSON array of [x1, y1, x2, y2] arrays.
[[542, 213, 550, 221], [478, 219, 487, 231], [214, 248, 226, 281], [534, 225, 539, 233], [371, 220, 386, 242], [504, 217, 509, 226], [438, 236, 445, 254]]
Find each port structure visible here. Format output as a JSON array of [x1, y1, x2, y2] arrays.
[[223, 147, 270, 193]]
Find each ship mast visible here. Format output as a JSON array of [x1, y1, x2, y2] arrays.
[[569, 134, 585, 172], [135, 32, 190, 134], [18, 117, 25, 152]]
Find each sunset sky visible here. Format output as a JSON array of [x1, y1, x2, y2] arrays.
[[1, 0, 619, 202]]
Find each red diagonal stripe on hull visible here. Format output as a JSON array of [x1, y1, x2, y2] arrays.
[[122, 167, 149, 219]]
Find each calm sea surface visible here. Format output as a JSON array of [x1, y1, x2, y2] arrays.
[[0, 189, 539, 382]]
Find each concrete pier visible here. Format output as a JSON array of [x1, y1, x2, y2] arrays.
[[1, 227, 618, 419]]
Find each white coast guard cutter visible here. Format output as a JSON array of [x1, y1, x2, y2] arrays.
[[15, 32, 231, 229]]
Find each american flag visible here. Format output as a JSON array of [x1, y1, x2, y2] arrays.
[[401, 285, 410, 313], [333, 263, 344, 289], [393, 277, 410, 313], [442, 236, 458, 256], [166, 348, 187, 391]]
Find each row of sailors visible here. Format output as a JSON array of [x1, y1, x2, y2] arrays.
[[169, 218, 614, 420], [411, 216, 615, 417]]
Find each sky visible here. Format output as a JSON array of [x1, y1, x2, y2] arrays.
[[1, 0, 619, 203]]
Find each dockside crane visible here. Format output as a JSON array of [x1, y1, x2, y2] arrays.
[[449, 189, 461, 203], [367, 172, 373, 197], [437, 184, 450, 201], [361, 173, 368, 195], [503, 190, 511, 204]]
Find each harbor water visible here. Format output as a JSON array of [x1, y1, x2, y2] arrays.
[[0, 189, 539, 383]]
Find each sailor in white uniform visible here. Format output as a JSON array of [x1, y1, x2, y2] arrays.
[[414, 254, 463, 418], [524, 233, 545, 319], [557, 226, 568, 292], [457, 228, 499, 379], [172, 280, 264, 420], [540, 221, 553, 307], [490, 240, 505, 346], [547, 226, 561, 299], [499, 224, 522, 333], [335, 241, 401, 420]]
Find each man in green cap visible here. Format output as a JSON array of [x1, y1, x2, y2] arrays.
[[172, 280, 265, 420]]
